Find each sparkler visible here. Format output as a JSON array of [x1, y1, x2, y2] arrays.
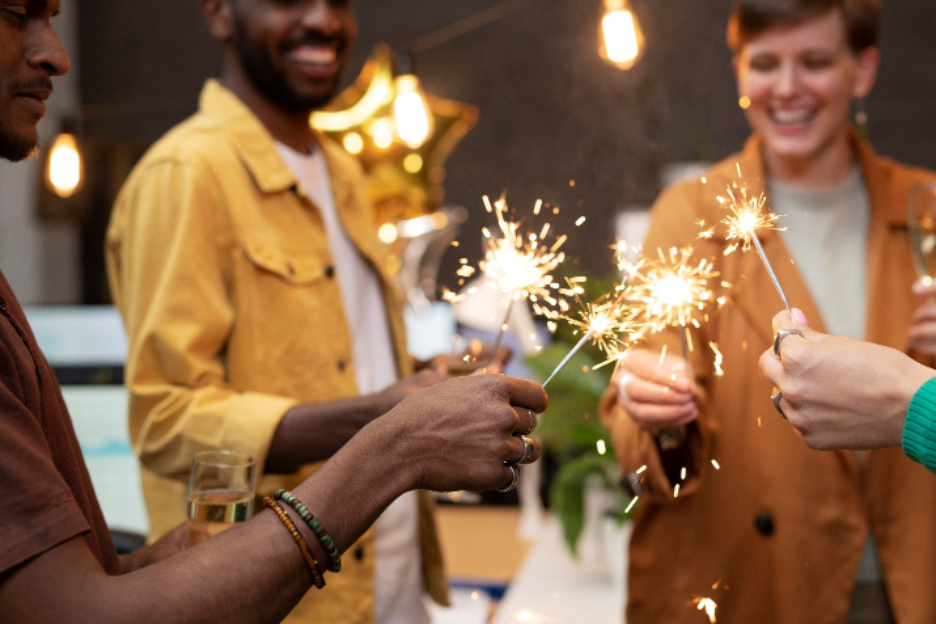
[[719, 183, 790, 311], [630, 246, 723, 369], [626, 246, 724, 448], [539, 242, 647, 388], [541, 281, 640, 388], [446, 195, 572, 360]]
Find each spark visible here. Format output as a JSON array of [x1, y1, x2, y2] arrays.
[[711, 459, 721, 470], [444, 196, 573, 327], [636, 465, 647, 474], [710, 342, 724, 376], [541, 277, 644, 386], [597, 440, 607, 455], [575, 216, 586, 226], [631, 246, 721, 334], [680, 467, 687, 481], [719, 185, 782, 253], [693, 597, 718, 623], [625, 496, 639, 513], [674, 484, 681, 498]]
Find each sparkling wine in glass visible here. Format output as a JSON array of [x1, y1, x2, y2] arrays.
[[187, 450, 256, 546], [908, 182, 936, 285]]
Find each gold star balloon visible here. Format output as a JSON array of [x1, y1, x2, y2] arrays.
[[311, 44, 479, 224]]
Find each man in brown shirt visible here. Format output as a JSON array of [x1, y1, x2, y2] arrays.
[[0, 2, 546, 619]]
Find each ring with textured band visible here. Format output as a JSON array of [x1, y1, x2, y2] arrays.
[[497, 464, 520, 492], [523, 409, 537, 436], [771, 391, 787, 420], [773, 329, 804, 358], [518, 435, 536, 464]]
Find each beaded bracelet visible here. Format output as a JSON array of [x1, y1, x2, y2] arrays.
[[274, 489, 342, 573], [263, 496, 325, 589]]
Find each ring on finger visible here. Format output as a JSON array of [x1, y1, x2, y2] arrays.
[[773, 329, 804, 358], [618, 373, 636, 402], [518, 435, 536, 464], [771, 391, 787, 420], [497, 464, 520, 493], [523, 409, 537, 436]]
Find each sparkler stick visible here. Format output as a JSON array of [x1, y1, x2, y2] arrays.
[[720, 184, 790, 311], [489, 292, 516, 357], [542, 282, 639, 388], [542, 325, 596, 388], [750, 231, 790, 311]]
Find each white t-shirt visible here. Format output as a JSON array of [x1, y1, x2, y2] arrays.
[[771, 167, 870, 340], [276, 143, 427, 624]]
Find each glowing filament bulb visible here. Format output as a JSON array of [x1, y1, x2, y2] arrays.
[[394, 75, 432, 148], [47, 133, 82, 198], [600, 0, 644, 70]]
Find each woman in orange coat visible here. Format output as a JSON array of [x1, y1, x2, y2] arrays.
[[600, 1, 936, 622]]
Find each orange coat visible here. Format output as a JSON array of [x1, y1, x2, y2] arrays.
[[600, 135, 936, 624]]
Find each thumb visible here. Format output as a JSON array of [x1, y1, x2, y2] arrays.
[[771, 309, 824, 344]]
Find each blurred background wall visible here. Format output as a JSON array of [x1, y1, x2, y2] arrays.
[[4, 0, 935, 303]]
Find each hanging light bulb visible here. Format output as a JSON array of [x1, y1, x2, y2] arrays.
[[46, 132, 83, 198], [599, 0, 644, 71], [393, 74, 433, 149]]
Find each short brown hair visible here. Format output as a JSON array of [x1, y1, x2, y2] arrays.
[[727, 0, 881, 54]]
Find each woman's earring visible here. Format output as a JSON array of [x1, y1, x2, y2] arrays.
[[854, 98, 869, 140]]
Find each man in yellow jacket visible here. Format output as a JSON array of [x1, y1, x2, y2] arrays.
[[107, 1, 457, 622]]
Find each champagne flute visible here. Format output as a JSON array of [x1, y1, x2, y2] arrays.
[[908, 182, 936, 285], [187, 450, 256, 546]]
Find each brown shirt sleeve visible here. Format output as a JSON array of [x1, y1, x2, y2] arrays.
[[0, 337, 90, 575]]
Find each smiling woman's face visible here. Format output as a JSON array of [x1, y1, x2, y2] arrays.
[[735, 9, 878, 167]]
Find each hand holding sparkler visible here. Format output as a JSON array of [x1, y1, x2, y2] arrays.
[[615, 246, 725, 448], [612, 349, 698, 429]]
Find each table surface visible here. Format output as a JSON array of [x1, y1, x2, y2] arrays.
[[494, 516, 628, 624]]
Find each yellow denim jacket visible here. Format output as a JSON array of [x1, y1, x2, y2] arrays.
[[106, 80, 448, 623]]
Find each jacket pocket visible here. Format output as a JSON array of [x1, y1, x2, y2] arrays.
[[241, 240, 325, 286]]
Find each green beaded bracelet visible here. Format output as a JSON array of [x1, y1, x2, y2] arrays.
[[274, 489, 342, 573]]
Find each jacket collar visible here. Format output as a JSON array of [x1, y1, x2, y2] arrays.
[[198, 79, 356, 198]]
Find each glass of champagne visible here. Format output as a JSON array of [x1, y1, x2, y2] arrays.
[[187, 450, 256, 546], [908, 182, 936, 285]]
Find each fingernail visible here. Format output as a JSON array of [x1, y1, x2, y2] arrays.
[[791, 308, 808, 326]]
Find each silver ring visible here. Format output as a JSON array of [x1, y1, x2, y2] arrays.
[[523, 409, 537, 436], [774, 329, 804, 358], [497, 464, 520, 492], [771, 392, 787, 420], [518, 436, 535, 464]]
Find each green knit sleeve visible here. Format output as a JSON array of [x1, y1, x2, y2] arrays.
[[903, 376, 936, 474]]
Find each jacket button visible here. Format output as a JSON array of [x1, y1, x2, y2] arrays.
[[325, 266, 335, 278], [337, 359, 347, 372], [354, 547, 365, 561], [755, 511, 774, 536]]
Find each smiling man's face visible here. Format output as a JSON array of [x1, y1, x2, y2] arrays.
[[228, 0, 356, 113], [0, 0, 69, 161]]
